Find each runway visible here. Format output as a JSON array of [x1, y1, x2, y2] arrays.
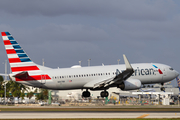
[[0, 111, 180, 119]]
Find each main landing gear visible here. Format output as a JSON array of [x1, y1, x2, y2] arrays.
[[100, 90, 109, 98], [160, 83, 165, 91], [82, 90, 90, 98], [82, 89, 109, 98]]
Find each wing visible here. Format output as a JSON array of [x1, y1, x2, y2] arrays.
[[0, 73, 9, 76], [83, 54, 134, 89]]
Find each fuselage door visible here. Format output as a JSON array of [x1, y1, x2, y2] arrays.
[[162, 67, 167, 76], [162, 67, 168, 82]]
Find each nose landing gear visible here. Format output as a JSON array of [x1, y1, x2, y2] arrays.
[[161, 87, 165, 91], [160, 83, 165, 91]]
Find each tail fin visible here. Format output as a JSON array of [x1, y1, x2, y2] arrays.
[[176, 77, 180, 92], [1, 32, 50, 74]]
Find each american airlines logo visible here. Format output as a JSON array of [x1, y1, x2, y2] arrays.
[[131, 67, 155, 76], [152, 65, 163, 74], [131, 65, 163, 76]]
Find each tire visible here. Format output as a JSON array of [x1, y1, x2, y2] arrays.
[[86, 91, 90, 97], [161, 87, 165, 91], [82, 91, 90, 98], [100, 91, 105, 98], [100, 91, 109, 98], [105, 91, 109, 97]]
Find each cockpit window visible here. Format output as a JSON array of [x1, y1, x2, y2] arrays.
[[169, 68, 174, 71]]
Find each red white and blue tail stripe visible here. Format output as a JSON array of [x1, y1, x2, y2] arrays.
[[1, 32, 40, 73]]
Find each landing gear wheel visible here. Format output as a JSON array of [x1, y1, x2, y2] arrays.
[[100, 91, 109, 98], [161, 87, 165, 91], [100, 91, 104, 97], [82, 91, 90, 98]]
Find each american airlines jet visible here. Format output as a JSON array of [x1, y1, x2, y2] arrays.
[[1, 32, 179, 98]]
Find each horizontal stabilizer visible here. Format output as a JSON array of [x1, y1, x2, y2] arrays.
[[13, 71, 29, 78], [0, 73, 9, 77]]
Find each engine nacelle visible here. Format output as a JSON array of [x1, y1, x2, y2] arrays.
[[117, 79, 141, 90]]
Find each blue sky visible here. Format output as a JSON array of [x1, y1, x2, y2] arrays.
[[0, 0, 180, 86]]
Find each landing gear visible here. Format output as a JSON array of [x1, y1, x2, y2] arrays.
[[161, 87, 165, 91], [82, 90, 90, 98], [100, 90, 109, 98], [160, 83, 165, 91]]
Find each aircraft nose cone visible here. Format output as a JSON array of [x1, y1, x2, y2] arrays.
[[175, 70, 179, 77]]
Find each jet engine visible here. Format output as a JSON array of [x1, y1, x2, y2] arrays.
[[117, 79, 141, 90]]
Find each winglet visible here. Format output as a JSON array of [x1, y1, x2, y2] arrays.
[[123, 54, 133, 70]]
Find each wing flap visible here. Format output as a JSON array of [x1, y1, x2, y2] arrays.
[[93, 77, 114, 89], [83, 79, 108, 88]]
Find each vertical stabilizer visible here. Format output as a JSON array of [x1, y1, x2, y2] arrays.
[[1, 32, 49, 74]]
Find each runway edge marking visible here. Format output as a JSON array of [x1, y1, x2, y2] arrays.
[[137, 114, 150, 118]]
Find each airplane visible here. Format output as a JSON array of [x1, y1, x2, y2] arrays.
[[0, 32, 179, 98]]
